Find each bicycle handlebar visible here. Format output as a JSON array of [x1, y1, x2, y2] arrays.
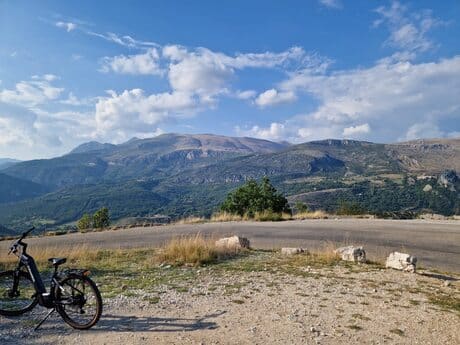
[[20, 226, 35, 240], [8, 227, 35, 255]]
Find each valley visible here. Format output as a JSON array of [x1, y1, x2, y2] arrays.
[[0, 134, 459, 232]]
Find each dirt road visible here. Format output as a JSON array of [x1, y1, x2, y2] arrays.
[[1, 219, 459, 272]]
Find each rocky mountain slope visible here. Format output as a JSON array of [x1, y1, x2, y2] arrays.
[[3, 133, 289, 189], [0, 135, 458, 231]]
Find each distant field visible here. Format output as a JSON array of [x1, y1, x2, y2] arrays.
[[1, 219, 459, 273]]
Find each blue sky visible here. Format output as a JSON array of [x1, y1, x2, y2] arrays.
[[0, 0, 459, 159]]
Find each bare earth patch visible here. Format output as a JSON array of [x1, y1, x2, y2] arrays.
[[0, 251, 459, 345]]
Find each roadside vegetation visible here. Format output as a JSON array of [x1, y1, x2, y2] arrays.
[[1, 238, 457, 317]]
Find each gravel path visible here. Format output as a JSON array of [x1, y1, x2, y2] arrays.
[[1, 259, 459, 345]]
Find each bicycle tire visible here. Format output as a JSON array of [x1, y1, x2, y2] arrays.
[[55, 274, 102, 330], [0, 270, 38, 316]]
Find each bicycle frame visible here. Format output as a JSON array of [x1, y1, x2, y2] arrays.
[[17, 252, 56, 308]]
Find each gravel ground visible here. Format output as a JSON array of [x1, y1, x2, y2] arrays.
[[1, 254, 459, 345]]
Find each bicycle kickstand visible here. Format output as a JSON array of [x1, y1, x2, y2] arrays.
[[34, 308, 55, 331]]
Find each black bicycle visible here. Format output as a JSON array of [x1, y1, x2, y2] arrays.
[[0, 227, 102, 330]]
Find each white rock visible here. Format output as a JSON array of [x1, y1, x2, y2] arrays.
[[281, 247, 306, 255], [334, 246, 366, 263], [215, 235, 250, 250], [385, 252, 417, 272]]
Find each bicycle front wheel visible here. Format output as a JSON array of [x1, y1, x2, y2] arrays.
[[0, 270, 38, 316], [55, 274, 102, 330]]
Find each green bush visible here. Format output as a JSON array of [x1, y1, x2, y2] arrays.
[[77, 213, 93, 231], [220, 177, 291, 217], [93, 207, 110, 229]]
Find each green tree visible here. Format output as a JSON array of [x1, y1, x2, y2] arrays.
[[93, 207, 110, 229], [77, 213, 93, 231], [220, 177, 291, 216]]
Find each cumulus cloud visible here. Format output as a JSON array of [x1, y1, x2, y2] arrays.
[[56, 21, 77, 32], [161, 45, 327, 104], [343, 123, 370, 137], [255, 89, 297, 107], [404, 122, 443, 141], [0, 75, 63, 106], [94, 89, 197, 141], [100, 48, 163, 75], [0, 102, 97, 159], [244, 56, 460, 142], [236, 122, 288, 141]]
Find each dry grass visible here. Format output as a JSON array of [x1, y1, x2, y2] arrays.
[[0, 244, 100, 271], [210, 212, 246, 222], [175, 216, 207, 225], [292, 210, 329, 220], [253, 211, 292, 222], [157, 233, 240, 266]]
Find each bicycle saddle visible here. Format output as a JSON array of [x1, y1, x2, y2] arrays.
[[48, 257, 67, 266]]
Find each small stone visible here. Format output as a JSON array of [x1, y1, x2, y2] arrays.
[[281, 247, 306, 255], [443, 280, 451, 287]]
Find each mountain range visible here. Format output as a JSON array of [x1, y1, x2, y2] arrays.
[[0, 133, 459, 233]]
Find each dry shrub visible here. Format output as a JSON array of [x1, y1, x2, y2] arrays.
[[157, 233, 238, 266], [210, 212, 245, 222], [253, 211, 292, 222], [310, 241, 340, 265], [292, 210, 329, 220], [175, 216, 207, 225]]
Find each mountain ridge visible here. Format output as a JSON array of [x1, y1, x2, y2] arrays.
[[0, 134, 458, 231]]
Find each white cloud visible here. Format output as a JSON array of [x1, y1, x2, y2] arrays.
[[161, 45, 327, 104], [86, 31, 158, 49], [404, 122, 443, 141], [343, 123, 370, 137], [236, 122, 288, 141], [94, 89, 198, 142], [235, 90, 257, 100], [0, 102, 97, 159], [255, 89, 297, 107], [245, 56, 460, 143], [60, 92, 94, 106], [319, 0, 342, 10], [0, 75, 64, 106], [56, 21, 77, 32], [100, 48, 163, 75], [374, 1, 444, 58]]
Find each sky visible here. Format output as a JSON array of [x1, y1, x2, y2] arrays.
[[0, 0, 459, 160]]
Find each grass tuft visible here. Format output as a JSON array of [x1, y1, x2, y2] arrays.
[[156, 233, 240, 266], [292, 210, 329, 220]]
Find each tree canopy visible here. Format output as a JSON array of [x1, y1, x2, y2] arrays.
[[220, 177, 291, 216]]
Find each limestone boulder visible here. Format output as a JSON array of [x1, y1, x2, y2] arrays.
[[334, 246, 366, 263], [386, 252, 417, 273], [215, 236, 250, 250]]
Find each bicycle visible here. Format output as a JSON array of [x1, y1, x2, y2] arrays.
[[0, 227, 102, 330]]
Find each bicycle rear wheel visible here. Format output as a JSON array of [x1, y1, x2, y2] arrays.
[[0, 270, 38, 316], [55, 274, 102, 330]]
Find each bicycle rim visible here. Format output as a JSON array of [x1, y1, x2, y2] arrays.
[[56, 275, 102, 329]]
